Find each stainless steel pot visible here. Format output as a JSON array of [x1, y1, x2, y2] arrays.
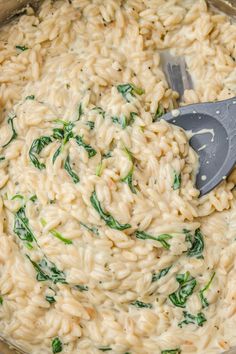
[[0, 0, 235, 353]]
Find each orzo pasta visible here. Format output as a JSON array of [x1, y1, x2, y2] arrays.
[[0, 1, 235, 353]]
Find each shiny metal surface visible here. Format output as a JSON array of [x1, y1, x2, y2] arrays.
[[0, 0, 235, 353]]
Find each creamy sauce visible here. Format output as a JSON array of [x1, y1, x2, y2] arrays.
[[187, 128, 215, 142]]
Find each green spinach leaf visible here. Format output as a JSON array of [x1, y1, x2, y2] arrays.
[[136, 231, 172, 250], [161, 349, 181, 354], [74, 285, 89, 292], [25, 95, 35, 100], [77, 103, 83, 120], [45, 296, 56, 304], [14, 206, 36, 244], [199, 272, 215, 308], [173, 171, 181, 190], [90, 191, 131, 230], [178, 311, 206, 328], [26, 256, 67, 284], [112, 115, 128, 129], [30, 195, 37, 202], [130, 300, 152, 309], [80, 222, 99, 236], [152, 266, 172, 282], [52, 337, 63, 354], [117, 83, 144, 102], [52, 120, 74, 163], [2, 114, 17, 148], [92, 106, 105, 119], [98, 347, 112, 352], [86, 121, 95, 130], [64, 155, 80, 184], [153, 104, 165, 122], [41, 218, 73, 245], [187, 228, 204, 258], [169, 272, 197, 308], [15, 45, 28, 51], [75, 135, 97, 158], [29, 136, 52, 169], [121, 168, 136, 194]]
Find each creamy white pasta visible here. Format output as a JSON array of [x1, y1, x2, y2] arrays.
[[0, 1, 235, 354]]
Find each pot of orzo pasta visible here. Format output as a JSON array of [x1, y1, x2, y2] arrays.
[[0, 0, 236, 354]]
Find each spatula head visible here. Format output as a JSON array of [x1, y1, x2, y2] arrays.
[[163, 98, 236, 196]]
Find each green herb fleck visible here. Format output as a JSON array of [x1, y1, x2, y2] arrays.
[[199, 272, 216, 308], [80, 222, 99, 236], [173, 171, 181, 190], [86, 121, 95, 130], [90, 191, 131, 230], [0, 296, 3, 305], [25, 95, 35, 100], [96, 162, 104, 177], [161, 349, 181, 354], [129, 112, 138, 124], [0, 157, 5, 161], [29, 136, 52, 169], [187, 228, 204, 259], [98, 347, 112, 352], [30, 195, 37, 202], [169, 272, 197, 308], [130, 300, 152, 309], [117, 83, 144, 102], [15, 45, 28, 51], [75, 135, 97, 158], [77, 103, 83, 120], [178, 311, 206, 328], [2, 114, 17, 148], [52, 337, 63, 354], [136, 231, 172, 250], [46, 296, 56, 304], [152, 266, 172, 282], [112, 115, 128, 129], [64, 155, 80, 184], [92, 106, 105, 119], [74, 285, 89, 292], [103, 151, 112, 159]]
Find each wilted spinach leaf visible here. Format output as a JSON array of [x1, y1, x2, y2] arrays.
[[117, 83, 144, 102], [64, 155, 80, 184], [173, 171, 181, 190], [130, 300, 152, 309], [136, 231, 172, 249], [75, 135, 97, 158], [178, 311, 206, 328], [14, 206, 36, 244], [29, 136, 52, 169], [26, 256, 67, 284], [2, 114, 17, 148], [152, 266, 172, 282], [199, 272, 215, 308], [187, 228, 204, 258], [169, 272, 197, 308], [90, 191, 131, 230], [52, 337, 63, 354]]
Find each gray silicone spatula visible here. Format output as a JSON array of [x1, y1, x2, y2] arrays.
[[160, 51, 236, 196]]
